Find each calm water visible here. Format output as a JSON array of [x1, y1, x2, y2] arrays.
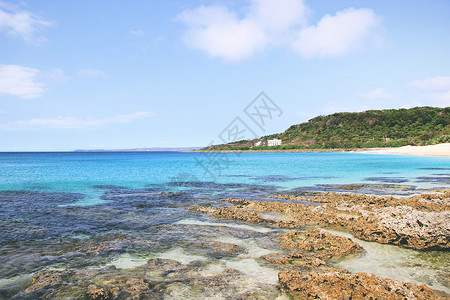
[[0, 152, 449, 298]]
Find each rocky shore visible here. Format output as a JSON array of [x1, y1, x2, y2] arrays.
[[24, 258, 268, 299], [17, 190, 449, 299], [191, 191, 450, 250], [190, 190, 450, 299], [278, 271, 441, 299]]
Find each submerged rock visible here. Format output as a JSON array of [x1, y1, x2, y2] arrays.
[[24, 270, 67, 293], [85, 285, 112, 299], [279, 270, 443, 300], [260, 252, 327, 270], [271, 190, 450, 213], [23, 257, 284, 299], [194, 241, 241, 255]]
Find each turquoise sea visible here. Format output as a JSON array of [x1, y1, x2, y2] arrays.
[[0, 152, 449, 298]]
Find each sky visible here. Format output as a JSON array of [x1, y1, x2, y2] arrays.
[[0, 0, 449, 151]]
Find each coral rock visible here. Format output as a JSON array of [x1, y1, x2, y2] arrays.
[[279, 271, 442, 300], [278, 229, 363, 260]]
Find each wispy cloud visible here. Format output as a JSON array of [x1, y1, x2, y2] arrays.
[[46, 68, 69, 83], [409, 76, 450, 107], [177, 1, 381, 61], [294, 8, 380, 58], [359, 88, 393, 100], [0, 64, 45, 99], [0, 112, 153, 130], [0, 1, 52, 43], [409, 76, 450, 91], [130, 29, 145, 36], [78, 68, 106, 79]]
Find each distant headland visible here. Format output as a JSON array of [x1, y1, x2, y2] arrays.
[[74, 147, 202, 152], [201, 106, 449, 151]]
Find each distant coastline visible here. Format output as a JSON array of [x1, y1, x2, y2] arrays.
[[74, 147, 202, 152]]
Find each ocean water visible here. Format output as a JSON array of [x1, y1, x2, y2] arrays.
[[0, 152, 449, 298]]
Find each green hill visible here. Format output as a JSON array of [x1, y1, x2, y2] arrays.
[[204, 106, 450, 151]]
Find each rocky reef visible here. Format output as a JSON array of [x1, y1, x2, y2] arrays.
[[191, 191, 450, 250], [351, 205, 450, 250], [189, 191, 450, 299], [15, 190, 450, 299], [259, 228, 362, 276], [22, 258, 283, 299], [278, 271, 442, 300], [278, 229, 363, 260]]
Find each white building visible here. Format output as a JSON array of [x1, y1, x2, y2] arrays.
[[267, 139, 282, 146], [254, 141, 262, 147]]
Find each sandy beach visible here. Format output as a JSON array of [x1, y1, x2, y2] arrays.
[[197, 143, 450, 157], [359, 143, 450, 157]]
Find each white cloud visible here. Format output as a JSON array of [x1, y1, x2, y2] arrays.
[[409, 76, 450, 107], [177, 0, 308, 61], [78, 68, 106, 79], [1, 112, 153, 130], [46, 69, 69, 83], [409, 76, 450, 91], [177, 2, 381, 61], [359, 88, 393, 100], [294, 8, 379, 58], [130, 29, 145, 36], [0, 1, 52, 43], [249, 0, 308, 30], [178, 5, 267, 61], [0, 64, 45, 99]]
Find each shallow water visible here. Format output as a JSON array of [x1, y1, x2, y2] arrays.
[[326, 228, 450, 294], [0, 152, 449, 298]]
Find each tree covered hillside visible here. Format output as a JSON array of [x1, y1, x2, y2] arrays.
[[205, 107, 449, 150]]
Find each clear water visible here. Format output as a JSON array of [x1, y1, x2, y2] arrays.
[[1, 152, 449, 197], [0, 152, 449, 298]]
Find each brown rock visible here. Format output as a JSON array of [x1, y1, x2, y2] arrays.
[[279, 270, 442, 300], [86, 285, 112, 300], [192, 191, 450, 250], [220, 198, 251, 206], [278, 229, 363, 260], [260, 252, 327, 269], [208, 242, 238, 254], [351, 206, 450, 250], [24, 271, 66, 293]]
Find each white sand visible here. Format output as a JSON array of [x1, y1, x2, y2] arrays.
[[359, 143, 450, 157]]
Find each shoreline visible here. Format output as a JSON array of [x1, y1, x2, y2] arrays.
[[193, 143, 450, 157], [358, 143, 450, 157]]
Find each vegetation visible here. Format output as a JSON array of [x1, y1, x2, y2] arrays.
[[203, 107, 449, 150]]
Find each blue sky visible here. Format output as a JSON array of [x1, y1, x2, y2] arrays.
[[0, 0, 449, 151]]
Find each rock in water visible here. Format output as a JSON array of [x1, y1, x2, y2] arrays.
[[279, 270, 443, 300], [278, 228, 363, 260], [351, 206, 450, 250]]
